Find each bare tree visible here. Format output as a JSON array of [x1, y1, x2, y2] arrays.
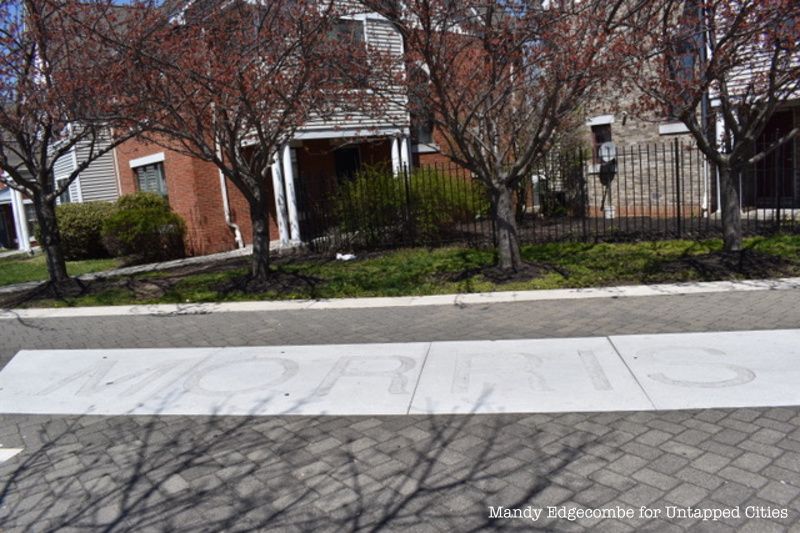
[[629, 0, 800, 252], [0, 0, 147, 285], [364, 0, 640, 271], [123, 0, 368, 285]]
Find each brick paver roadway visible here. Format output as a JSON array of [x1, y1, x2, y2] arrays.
[[1, 289, 800, 531]]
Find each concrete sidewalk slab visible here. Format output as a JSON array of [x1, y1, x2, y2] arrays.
[[0, 344, 430, 416], [1, 330, 800, 417], [610, 329, 800, 410], [408, 338, 654, 414]]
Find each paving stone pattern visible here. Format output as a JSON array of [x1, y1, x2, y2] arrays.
[[2, 408, 800, 531], [2, 290, 800, 369], [1, 290, 800, 531]]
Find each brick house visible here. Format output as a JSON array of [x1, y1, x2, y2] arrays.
[[580, 96, 799, 220], [575, 0, 800, 222], [114, 4, 454, 257], [113, 1, 797, 256]]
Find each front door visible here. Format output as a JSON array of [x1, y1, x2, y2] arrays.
[[754, 111, 796, 207]]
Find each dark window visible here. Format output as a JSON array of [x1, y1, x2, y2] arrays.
[[330, 19, 368, 88], [409, 64, 435, 145], [56, 178, 72, 204], [666, 0, 700, 114], [135, 163, 167, 196], [413, 118, 435, 145], [334, 147, 361, 181], [331, 19, 365, 46], [591, 124, 612, 163]]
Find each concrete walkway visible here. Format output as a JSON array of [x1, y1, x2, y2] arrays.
[[0, 246, 244, 295], [0, 241, 299, 295], [1, 289, 799, 531], [1, 329, 799, 418]]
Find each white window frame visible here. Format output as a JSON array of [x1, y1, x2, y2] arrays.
[[658, 122, 690, 135], [129, 152, 165, 168], [133, 161, 168, 196], [586, 115, 614, 127]]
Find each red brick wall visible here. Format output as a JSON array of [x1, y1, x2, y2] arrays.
[[415, 127, 463, 169], [114, 136, 398, 254], [294, 138, 393, 202], [115, 137, 237, 255], [223, 171, 282, 245]]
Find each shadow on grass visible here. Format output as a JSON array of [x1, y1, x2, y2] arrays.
[[642, 248, 799, 282], [0, 409, 591, 532]]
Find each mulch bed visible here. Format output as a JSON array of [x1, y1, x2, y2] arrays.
[[646, 249, 799, 281]]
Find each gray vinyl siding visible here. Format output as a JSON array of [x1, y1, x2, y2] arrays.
[[299, 12, 409, 134], [74, 139, 119, 201], [52, 151, 81, 202], [50, 135, 119, 203], [52, 152, 74, 181]]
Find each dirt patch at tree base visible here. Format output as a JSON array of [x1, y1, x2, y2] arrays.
[[215, 270, 324, 297], [443, 261, 568, 284], [648, 250, 799, 281]]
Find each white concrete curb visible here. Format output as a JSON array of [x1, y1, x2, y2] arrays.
[[2, 276, 799, 320]]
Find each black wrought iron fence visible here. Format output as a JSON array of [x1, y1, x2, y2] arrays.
[[295, 139, 799, 252]]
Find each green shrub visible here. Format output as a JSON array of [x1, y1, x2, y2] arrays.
[[331, 165, 489, 246], [332, 165, 406, 246], [408, 168, 489, 240], [34, 201, 115, 260], [102, 193, 186, 263], [115, 191, 171, 211]]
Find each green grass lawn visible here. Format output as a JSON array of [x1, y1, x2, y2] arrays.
[[0, 254, 120, 286], [11, 234, 800, 308]]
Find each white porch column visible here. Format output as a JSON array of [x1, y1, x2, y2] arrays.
[[271, 152, 290, 244], [10, 187, 30, 251], [715, 111, 725, 211], [390, 137, 401, 176], [399, 136, 412, 173], [282, 144, 301, 243]]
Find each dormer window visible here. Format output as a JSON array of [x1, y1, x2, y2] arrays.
[[331, 19, 365, 46], [330, 19, 368, 88]]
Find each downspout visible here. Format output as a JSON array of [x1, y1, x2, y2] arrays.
[[219, 168, 244, 249], [216, 140, 244, 249], [111, 135, 123, 199], [699, 2, 710, 217], [204, 19, 243, 251]]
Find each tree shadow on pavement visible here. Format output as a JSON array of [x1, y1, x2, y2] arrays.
[[0, 410, 591, 532]]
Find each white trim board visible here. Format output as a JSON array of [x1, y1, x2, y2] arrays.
[[659, 122, 690, 135], [587, 114, 614, 126], [1, 329, 799, 416], [2, 277, 799, 320], [129, 152, 165, 168]]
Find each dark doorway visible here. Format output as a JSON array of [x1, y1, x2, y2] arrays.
[[752, 111, 796, 207], [0, 204, 18, 249], [334, 147, 361, 181]]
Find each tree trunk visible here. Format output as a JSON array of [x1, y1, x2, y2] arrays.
[[718, 162, 742, 252], [33, 196, 70, 284], [491, 183, 522, 272], [249, 199, 271, 282]]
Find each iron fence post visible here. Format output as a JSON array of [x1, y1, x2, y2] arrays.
[[580, 148, 589, 242], [674, 138, 682, 238]]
